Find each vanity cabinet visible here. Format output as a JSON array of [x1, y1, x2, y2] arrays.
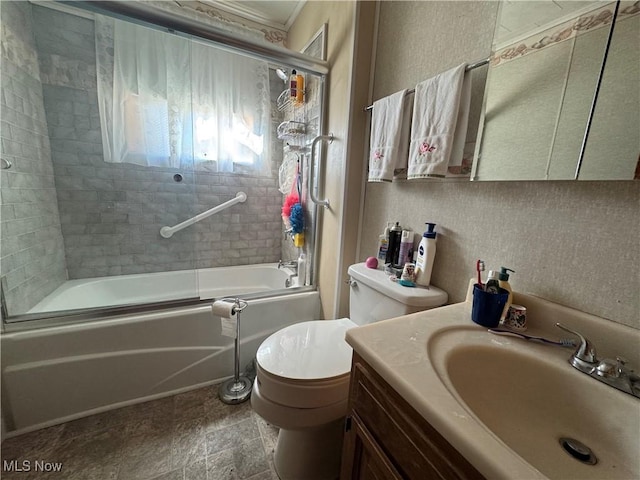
[[340, 353, 484, 480]]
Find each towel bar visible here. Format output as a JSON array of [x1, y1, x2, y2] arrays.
[[363, 58, 490, 112]]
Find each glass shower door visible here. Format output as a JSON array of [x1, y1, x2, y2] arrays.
[[0, 1, 200, 319]]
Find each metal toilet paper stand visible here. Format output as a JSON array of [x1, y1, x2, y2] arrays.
[[218, 297, 252, 405]]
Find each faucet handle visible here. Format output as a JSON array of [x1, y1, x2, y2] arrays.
[[616, 356, 628, 372], [556, 323, 598, 366], [595, 357, 626, 378]]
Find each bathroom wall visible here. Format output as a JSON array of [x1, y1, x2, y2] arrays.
[[0, 1, 68, 314], [360, 1, 639, 329], [287, 1, 368, 318], [29, 5, 283, 282]]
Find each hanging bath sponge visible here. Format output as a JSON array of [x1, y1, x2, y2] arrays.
[[282, 193, 299, 231], [282, 193, 299, 217], [290, 203, 304, 234]]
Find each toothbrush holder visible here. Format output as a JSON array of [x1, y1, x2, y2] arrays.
[[471, 284, 509, 328]]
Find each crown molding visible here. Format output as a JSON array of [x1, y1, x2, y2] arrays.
[[198, 0, 303, 31]]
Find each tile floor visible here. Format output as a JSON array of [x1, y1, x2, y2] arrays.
[[0, 384, 280, 480]]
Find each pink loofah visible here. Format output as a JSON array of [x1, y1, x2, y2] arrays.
[[282, 193, 299, 217]]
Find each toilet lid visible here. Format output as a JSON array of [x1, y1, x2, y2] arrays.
[[257, 318, 356, 380]]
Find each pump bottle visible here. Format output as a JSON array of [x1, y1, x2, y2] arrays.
[[498, 267, 515, 320], [415, 223, 437, 286]]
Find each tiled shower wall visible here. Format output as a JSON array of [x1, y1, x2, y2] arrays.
[[0, 1, 68, 314], [30, 5, 283, 281]]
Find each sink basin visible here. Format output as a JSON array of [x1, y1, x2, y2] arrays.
[[428, 327, 640, 480]]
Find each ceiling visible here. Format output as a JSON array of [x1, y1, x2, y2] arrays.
[[496, 1, 605, 45], [202, 1, 604, 41], [198, 1, 306, 30]]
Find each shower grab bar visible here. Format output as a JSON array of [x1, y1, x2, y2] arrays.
[[160, 192, 247, 238], [1, 158, 12, 170], [309, 134, 334, 209]]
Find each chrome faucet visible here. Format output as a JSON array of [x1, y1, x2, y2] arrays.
[[278, 260, 298, 287], [278, 259, 298, 272], [556, 323, 640, 398]]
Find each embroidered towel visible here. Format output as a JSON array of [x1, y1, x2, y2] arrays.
[[408, 64, 471, 179], [368, 89, 412, 182]]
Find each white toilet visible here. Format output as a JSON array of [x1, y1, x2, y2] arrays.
[[251, 263, 448, 480]]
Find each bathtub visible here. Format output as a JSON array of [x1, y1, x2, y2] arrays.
[[27, 263, 296, 313], [1, 265, 320, 435]]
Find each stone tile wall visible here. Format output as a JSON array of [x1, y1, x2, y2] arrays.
[[31, 5, 284, 280], [0, 1, 68, 315]]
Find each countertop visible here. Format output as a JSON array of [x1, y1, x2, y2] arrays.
[[344, 284, 640, 480]]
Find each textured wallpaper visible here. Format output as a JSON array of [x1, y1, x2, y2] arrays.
[[363, 1, 639, 328]]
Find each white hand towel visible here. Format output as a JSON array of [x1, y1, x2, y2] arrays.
[[368, 89, 412, 182], [408, 64, 471, 179], [446, 70, 472, 177]]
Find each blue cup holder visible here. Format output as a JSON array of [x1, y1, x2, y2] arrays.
[[471, 284, 509, 328]]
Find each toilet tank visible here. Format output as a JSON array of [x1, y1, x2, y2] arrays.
[[347, 263, 448, 326]]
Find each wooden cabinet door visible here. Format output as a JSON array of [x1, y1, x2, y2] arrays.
[[341, 414, 403, 480], [341, 354, 485, 480]]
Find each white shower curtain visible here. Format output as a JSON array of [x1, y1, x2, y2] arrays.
[[95, 15, 270, 172]]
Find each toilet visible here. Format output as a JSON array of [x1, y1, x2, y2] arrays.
[[251, 262, 448, 480]]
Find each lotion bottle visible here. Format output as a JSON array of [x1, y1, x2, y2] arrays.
[[415, 223, 437, 286]]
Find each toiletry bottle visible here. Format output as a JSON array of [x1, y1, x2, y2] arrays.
[[386, 222, 403, 266], [295, 72, 304, 105], [290, 69, 298, 101], [485, 270, 500, 293], [377, 223, 391, 264], [498, 267, 515, 320], [415, 223, 437, 286], [297, 253, 307, 286], [398, 229, 414, 267]]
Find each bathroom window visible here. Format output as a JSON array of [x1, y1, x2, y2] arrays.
[[95, 15, 270, 173]]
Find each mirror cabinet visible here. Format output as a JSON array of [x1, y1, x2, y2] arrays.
[[473, 1, 639, 181]]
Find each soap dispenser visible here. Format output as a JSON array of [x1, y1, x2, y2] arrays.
[[415, 223, 437, 286], [498, 267, 515, 320]]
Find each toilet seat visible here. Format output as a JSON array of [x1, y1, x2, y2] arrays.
[[255, 318, 356, 409]]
